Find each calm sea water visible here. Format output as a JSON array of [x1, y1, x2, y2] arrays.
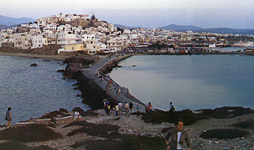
[[109, 55, 254, 111], [209, 47, 253, 52], [0, 56, 87, 124]]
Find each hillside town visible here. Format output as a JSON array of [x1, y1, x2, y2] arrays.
[[0, 13, 254, 55]]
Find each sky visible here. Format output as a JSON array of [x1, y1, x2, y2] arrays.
[[0, 0, 253, 29]]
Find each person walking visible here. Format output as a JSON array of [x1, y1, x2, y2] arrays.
[[124, 102, 129, 115], [129, 101, 133, 113], [164, 119, 191, 150], [118, 101, 123, 114], [5, 107, 12, 128], [146, 102, 152, 113], [169, 102, 176, 112]]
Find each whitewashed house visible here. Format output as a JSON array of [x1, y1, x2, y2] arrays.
[[106, 40, 122, 52], [82, 34, 96, 44], [12, 33, 31, 49], [31, 35, 43, 48], [85, 40, 101, 55], [57, 32, 77, 45]]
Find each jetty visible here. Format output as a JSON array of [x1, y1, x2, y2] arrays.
[[82, 54, 147, 112]]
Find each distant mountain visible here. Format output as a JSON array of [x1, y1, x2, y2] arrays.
[[160, 24, 254, 34], [114, 24, 142, 29], [114, 24, 130, 29], [161, 24, 203, 32], [202, 28, 254, 34], [0, 15, 34, 26], [0, 24, 8, 29]]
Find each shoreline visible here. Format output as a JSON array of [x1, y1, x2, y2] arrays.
[[79, 54, 147, 111], [0, 52, 70, 61], [0, 53, 254, 149]]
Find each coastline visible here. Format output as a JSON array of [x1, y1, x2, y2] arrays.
[[0, 52, 70, 61], [75, 54, 147, 111], [0, 53, 253, 149]]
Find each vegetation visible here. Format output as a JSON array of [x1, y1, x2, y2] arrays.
[[141, 107, 254, 126], [232, 120, 254, 129], [66, 120, 166, 150], [0, 142, 55, 150], [200, 129, 248, 140], [0, 124, 62, 142]]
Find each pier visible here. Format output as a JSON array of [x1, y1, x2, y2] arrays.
[[82, 54, 147, 112]]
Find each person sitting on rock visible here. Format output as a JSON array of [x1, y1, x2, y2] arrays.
[[74, 111, 81, 120], [48, 117, 57, 128]]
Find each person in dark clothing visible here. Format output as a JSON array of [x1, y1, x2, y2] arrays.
[[129, 101, 133, 113], [169, 102, 175, 112], [5, 107, 12, 128], [165, 119, 191, 150]]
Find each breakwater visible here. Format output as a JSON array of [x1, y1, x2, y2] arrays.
[[64, 55, 146, 111]]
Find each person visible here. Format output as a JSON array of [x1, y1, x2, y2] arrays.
[[146, 102, 152, 113], [164, 119, 191, 150], [74, 111, 81, 120], [118, 101, 123, 114], [5, 107, 12, 128], [116, 88, 121, 95], [99, 76, 103, 82], [107, 101, 111, 116], [136, 104, 140, 114], [169, 102, 176, 112], [129, 101, 133, 113], [48, 117, 57, 128], [115, 105, 119, 115], [124, 102, 130, 115]]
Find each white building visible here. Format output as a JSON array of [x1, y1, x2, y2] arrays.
[[82, 34, 96, 44], [85, 40, 101, 55], [31, 35, 43, 48], [57, 32, 77, 45], [106, 40, 122, 52], [12, 34, 31, 49]]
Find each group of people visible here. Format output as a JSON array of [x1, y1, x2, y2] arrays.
[[145, 101, 176, 113], [103, 99, 140, 116]]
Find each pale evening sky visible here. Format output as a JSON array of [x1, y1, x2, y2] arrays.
[[1, 0, 253, 28]]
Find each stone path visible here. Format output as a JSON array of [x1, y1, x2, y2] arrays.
[[82, 55, 147, 112]]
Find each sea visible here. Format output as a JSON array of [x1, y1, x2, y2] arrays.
[[0, 55, 87, 124], [109, 54, 254, 111]]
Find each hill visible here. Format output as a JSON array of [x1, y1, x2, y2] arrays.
[[160, 24, 254, 34], [0, 15, 34, 26], [0, 24, 8, 29]]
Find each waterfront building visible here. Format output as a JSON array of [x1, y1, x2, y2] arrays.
[[85, 39, 101, 55], [31, 35, 44, 48]]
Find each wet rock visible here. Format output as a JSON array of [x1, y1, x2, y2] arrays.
[[30, 63, 37, 67], [57, 69, 65, 73]]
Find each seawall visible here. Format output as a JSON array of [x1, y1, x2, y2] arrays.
[[81, 54, 147, 112]]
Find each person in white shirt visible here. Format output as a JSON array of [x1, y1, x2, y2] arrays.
[[164, 119, 191, 150]]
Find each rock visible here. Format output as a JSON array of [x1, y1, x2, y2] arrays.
[[57, 69, 65, 73], [30, 63, 37, 67], [63, 63, 85, 79]]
